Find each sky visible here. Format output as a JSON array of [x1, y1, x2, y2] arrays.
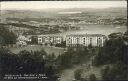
[[1, 1, 127, 10]]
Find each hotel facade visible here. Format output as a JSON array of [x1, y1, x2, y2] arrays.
[[38, 34, 107, 47], [38, 34, 63, 45], [66, 34, 107, 47]]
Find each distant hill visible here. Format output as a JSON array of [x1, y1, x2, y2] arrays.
[[0, 7, 127, 19]]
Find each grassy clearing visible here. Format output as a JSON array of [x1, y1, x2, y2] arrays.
[[9, 45, 65, 56]]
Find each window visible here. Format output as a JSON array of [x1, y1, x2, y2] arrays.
[[90, 38, 92, 44], [83, 38, 85, 44], [97, 37, 102, 47], [77, 37, 79, 44]]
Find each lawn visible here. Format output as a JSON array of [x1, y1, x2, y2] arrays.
[[9, 45, 65, 56]]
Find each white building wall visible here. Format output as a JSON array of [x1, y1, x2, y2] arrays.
[[66, 34, 107, 47], [38, 35, 63, 45], [92, 37, 97, 46], [38, 37, 42, 44]]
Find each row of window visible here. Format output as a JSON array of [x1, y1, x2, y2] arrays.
[[67, 37, 102, 43]]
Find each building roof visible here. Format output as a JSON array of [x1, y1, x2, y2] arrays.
[[38, 33, 106, 38], [66, 34, 106, 37], [39, 33, 62, 37]]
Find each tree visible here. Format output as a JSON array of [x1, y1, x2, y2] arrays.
[[74, 69, 83, 80], [102, 66, 110, 80], [89, 74, 97, 81], [0, 48, 20, 78], [93, 32, 128, 80], [0, 27, 17, 45], [61, 41, 66, 48], [93, 33, 126, 66], [108, 32, 123, 39], [30, 36, 38, 44], [102, 63, 128, 80], [0, 47, 59, 81], [0, 36, 4, 46]]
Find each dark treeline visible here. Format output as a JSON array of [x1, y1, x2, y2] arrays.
[[0, 48, 58, 81], [71, 32, 128, 81], [0, 43, 94, 81], [56, 46, 95, 70], [93, 32, 128, 80], [0, 26, 17, 45], [6, 23, 38, 29]]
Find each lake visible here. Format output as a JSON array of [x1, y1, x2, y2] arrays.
[[59, 24, 127, 39]]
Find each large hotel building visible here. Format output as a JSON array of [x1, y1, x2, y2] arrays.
[[38, 34, 107, 47], [66, 34, 107, 47], [38, 34, 63, 45]]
